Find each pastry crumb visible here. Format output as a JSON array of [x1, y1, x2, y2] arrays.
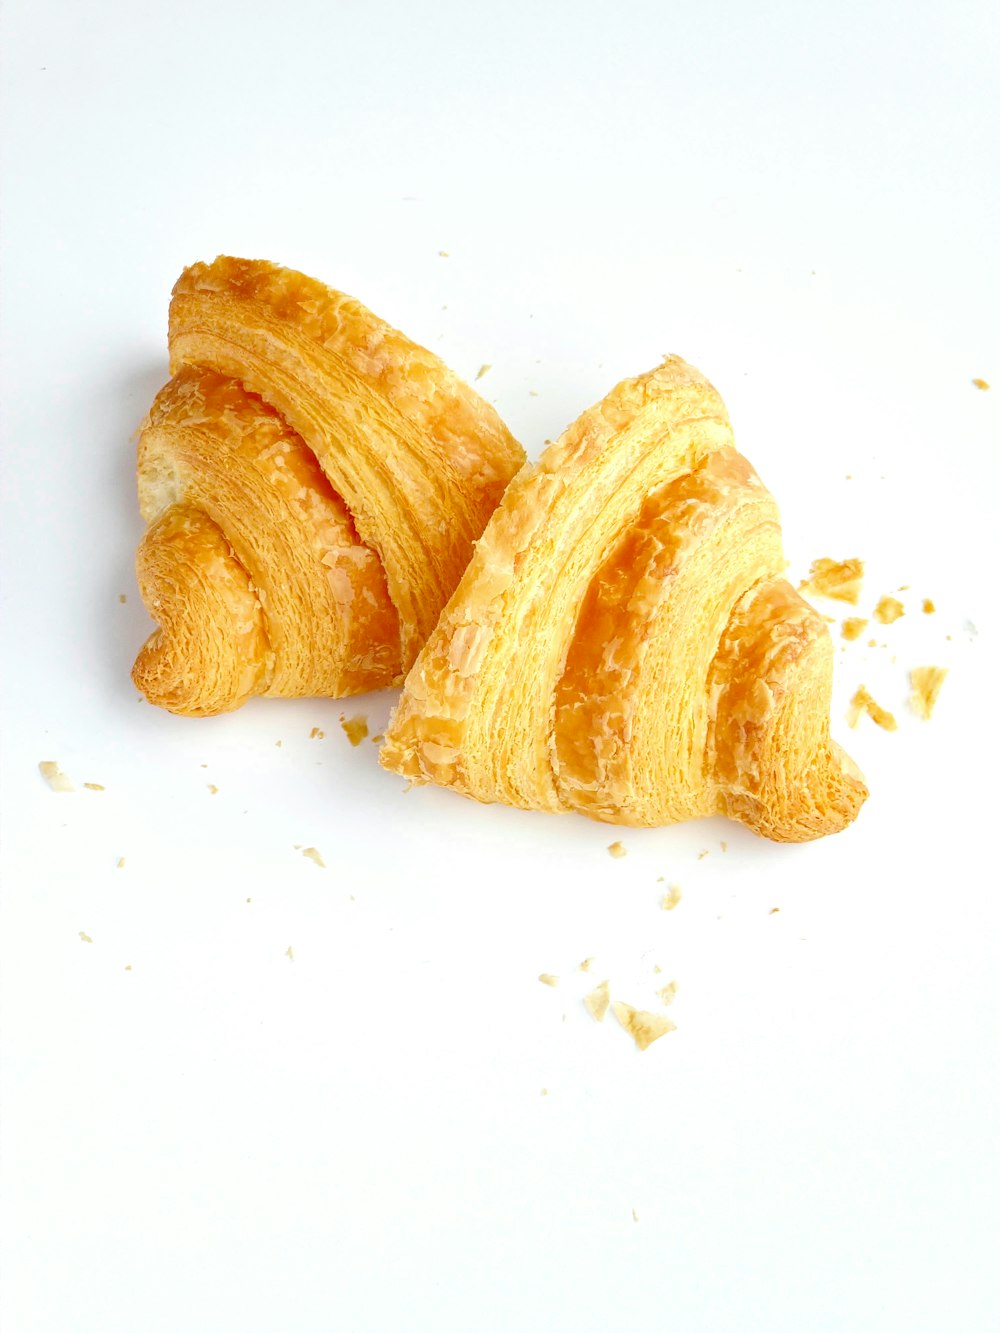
[[78, 931, 93, 944], [538, 973, 559, 987], [124, 965, 132, 971], [578, 957, 595, 972], [438, 249, 449, 257], [661, 884, 683, 910], [370, 733, 384, 744], [697, 848, 709, 860], [847, 685, 898, 731], [302, 847, 325, 867], [83, 782, 105, 792], [922, 598, 936, 614], [719, 840, 728, 852], [309, 727, 325, 740], [116, 857, 125, 869], [584, 980, 611, 1023], [540, 1087, 548, 1097], [475, 363, 492, 380], [207, 784, 218, 795], [340, 713, 369, 746], [874, 595, 904, 625], [972, 377, 990, 390], [607, 840, 626, 859], [909, 666, 947, 720], [799, 557, 864, 605], [611, 1001, 676, 1051], [39, 761, 73, 792], [657, 980, 679, 1007], [285, 946, 294, 962], [841, 617, 868, 641], [769, 907, 780, 915], [632, 1208, 640, 1222], [275, 740, 282, 747]]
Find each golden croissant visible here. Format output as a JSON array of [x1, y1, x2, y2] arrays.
[[380, 357, 867, 842], [133, 256, 524, 716]]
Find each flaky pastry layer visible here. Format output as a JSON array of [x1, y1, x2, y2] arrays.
[[380, 357, 867, 842], [133, 257, 524, 715]]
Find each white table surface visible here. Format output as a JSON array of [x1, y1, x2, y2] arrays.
[[2, 2, 998, 1330]]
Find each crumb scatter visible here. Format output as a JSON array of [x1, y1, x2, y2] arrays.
[[972, 377, 990, 390], [848, 685, 897, 731], [612, 1001, 676, 1051], [661, 884, 683, 910], [841, 617, 868, 641], [799, 557, 864, 605], [340, 713, 369, 746], [39, 761, 73, 793], [83, 782, 105, 791], [874, 595, 904, 625], [922, 598, 936, 614], [607, 840, 626, 859], [78, 931, 93, 944], [302, 847, 326, 867], [909, 666, 947, 720], [657, 980, 679, 1006], [538, 973, 559, 987], [584, 980, 611, 1023]]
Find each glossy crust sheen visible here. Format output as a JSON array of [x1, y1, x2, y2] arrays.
[[133, 257, 524, 715], [380, 357, 867, 842]]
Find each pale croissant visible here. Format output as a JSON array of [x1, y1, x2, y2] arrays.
[[380, 357, 867, 842], [133, 257, 524, 715]]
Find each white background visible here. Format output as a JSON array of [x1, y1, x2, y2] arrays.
[[2, 2, 998, 1329]]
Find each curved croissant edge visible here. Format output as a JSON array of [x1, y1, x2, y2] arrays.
[[132, 257, 525, 715], [380, 355, 867, 843]]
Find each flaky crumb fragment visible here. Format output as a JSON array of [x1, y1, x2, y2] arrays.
[[657, 980, 679, 1006], [118, 593, 127, 603], [207, 784, 219, 795], [39, 761, 73, 792], [340, 713, 368, 746], [78, 931, 93, 944], [309, 727, 325, 739], [538, 973, 559, 987], [799, 557, 864, 605], [285, 946, 295, 961], [83, 782, 105, 791], [922, 599, 936, 614], [661, 884, 683, 910], [841, 617, 868, 641], [874, 595, 904, 625], [847, 686, 897, 731], [116, 857, 126, 869], [302, 847, 325, 867], [632, 1208, 640, 1222], [578, 957, 595, 972], [611, 1001, 676, 1051], [475, 363, 492, 381], [607, 840, 626, 859], [972, 377, 990, 390], [909, 666, 947, 720], [584, 980, 611, 1022]]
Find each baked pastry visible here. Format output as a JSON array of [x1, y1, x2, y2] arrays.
[[133, 257, 524, 715], [380, 357, 867, 842]]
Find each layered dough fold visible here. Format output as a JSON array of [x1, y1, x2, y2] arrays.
[[133, 257, 524, 715], [380, 357, 867, 842]]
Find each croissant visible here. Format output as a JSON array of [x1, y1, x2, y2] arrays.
[[380, 357, 867, 842], [133, 257, 524, 715]]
